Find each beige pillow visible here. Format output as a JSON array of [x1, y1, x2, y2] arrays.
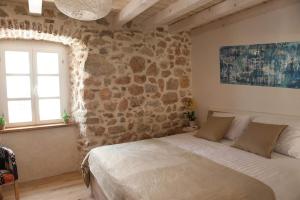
[[232, 122, 287, 158], [195, 116, 235, 141]]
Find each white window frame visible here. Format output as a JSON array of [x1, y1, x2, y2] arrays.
[[0, 40, 69, 127]]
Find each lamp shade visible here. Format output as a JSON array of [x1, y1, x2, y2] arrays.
[[54, 0, 112, 21]]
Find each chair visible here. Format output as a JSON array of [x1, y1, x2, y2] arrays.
[[0, 147, 19, 200]]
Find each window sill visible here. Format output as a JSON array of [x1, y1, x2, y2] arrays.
[[0, 123, 75, 134]]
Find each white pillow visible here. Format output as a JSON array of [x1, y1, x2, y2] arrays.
[[252, 116, 300, 159], [212, 112, 251, 140]]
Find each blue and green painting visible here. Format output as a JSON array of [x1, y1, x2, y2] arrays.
[[220, 42, 300, 89]]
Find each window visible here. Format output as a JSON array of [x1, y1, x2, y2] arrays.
[[0, 41, 69, 127]]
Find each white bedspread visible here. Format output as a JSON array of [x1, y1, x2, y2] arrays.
[[89, 133, 300, 200]]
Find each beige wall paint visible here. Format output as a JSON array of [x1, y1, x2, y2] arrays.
[[1, 127, 80, 182], [191, 0, 300, 123]]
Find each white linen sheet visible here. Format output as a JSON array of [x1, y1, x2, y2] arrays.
[[89, 133, 300, 200]]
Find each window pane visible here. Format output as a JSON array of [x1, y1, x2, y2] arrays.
[[37, 52, 59, 74], [6, 76, 31, 98], [37, 76, 60, 97], [8, 100, 32, 123], [5, 51, 30, 74], [39, 99, 61, 121]]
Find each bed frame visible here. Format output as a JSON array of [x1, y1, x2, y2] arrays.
[[89, 107, 300, 199], [90, 173, 108, 200], [207, 107, 300, 120]]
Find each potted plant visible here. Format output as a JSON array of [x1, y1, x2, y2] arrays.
[[185, 111, 197, 127], [183, 99, 197, 127], [0, 115, 6, 130], [62, 111, 71, 124]]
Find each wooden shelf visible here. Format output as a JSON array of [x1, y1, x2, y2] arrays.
[[0, 123, 76, 134]]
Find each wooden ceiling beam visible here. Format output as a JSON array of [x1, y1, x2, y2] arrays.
[[115, 0, 160, 28], [169, 0, 270, 32], [143, 0, 224, 29]]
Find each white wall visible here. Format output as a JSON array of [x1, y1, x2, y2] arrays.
[[1, 126, 80, 182], [191, 0, 300, 122]]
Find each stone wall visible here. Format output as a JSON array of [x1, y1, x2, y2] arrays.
[[0, 1, 192, 156]]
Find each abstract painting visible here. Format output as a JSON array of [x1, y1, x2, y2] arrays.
[[220, 42, 300, 89]]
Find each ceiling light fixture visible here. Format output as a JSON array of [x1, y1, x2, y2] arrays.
[[54, 0, 112, 21], [28, 0, 43, 15]]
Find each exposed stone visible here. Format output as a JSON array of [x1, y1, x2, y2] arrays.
[[129, 96, 145, 107], [174, 68, 185, 77], [45, 19, 54, 23], [151, 92, 161, 99], [130, 56, 146, 73], [140, 46, 154, 57], [182, 48, 190, 56], [99, 88, 112, 100], [128, 84, 144, 95], [104, 78, 111, 86], [115, 76, 131, 85], [14, 5, 27, 15], [120, 117, 126, 123], [107, 119, 117, 126], [162, 122, 171, 129], [95, 127, 105, 136], [175, 57, 187, 65], [43, 9, 55, 18], [137, 124, 151, 133], [156, 115, 167, 122], [158, 40, 167, 48], [156, 48, 164, 56], [180, 90, 186, 97], [113, 92, 122, 98], [168, 113, 178, 120], [99, 47, 108, 55], [118, 98, 128, 112], [146, 62, 159, 76], [122, 47, 134, 54], [86, 55, 116, 76], [104, 102, 117, 112], [108, 126, 125, 134], [99, 30, 113, 38], [0, 8, 8, 17], [148, 77, 156, 84], [134, 75, 146, 84], [85, 101, 99, 110], [116, 33, 131, 41], [156, 27, 165, 32], [84, 90, 95, 100], [166, 106, 172, 112], [145, 84, 158, 93], [161, 92, 178, 105], [86, 118, 99, 124], [158, 79, 164, 92], [103, 113, 114, 118], [0, 2, 192, 157], [180, 76, 190, 88], [167, 78, 179, 90], [161, 70, 171, 78], [160, 61, 169, 69], [175, 47, 181, 56], [118, 133, 135, 143], [145, 100, 161, 107]]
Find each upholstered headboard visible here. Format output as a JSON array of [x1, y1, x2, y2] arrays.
[[208, 107, 300, 121]]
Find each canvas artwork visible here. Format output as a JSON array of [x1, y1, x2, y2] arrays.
[[220, 42, 300, 89]]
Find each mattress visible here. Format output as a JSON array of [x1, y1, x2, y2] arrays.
[[89, 133, 300, 200]]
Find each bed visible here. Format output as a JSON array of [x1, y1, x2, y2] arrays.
[[84, 110, 300, 200]]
